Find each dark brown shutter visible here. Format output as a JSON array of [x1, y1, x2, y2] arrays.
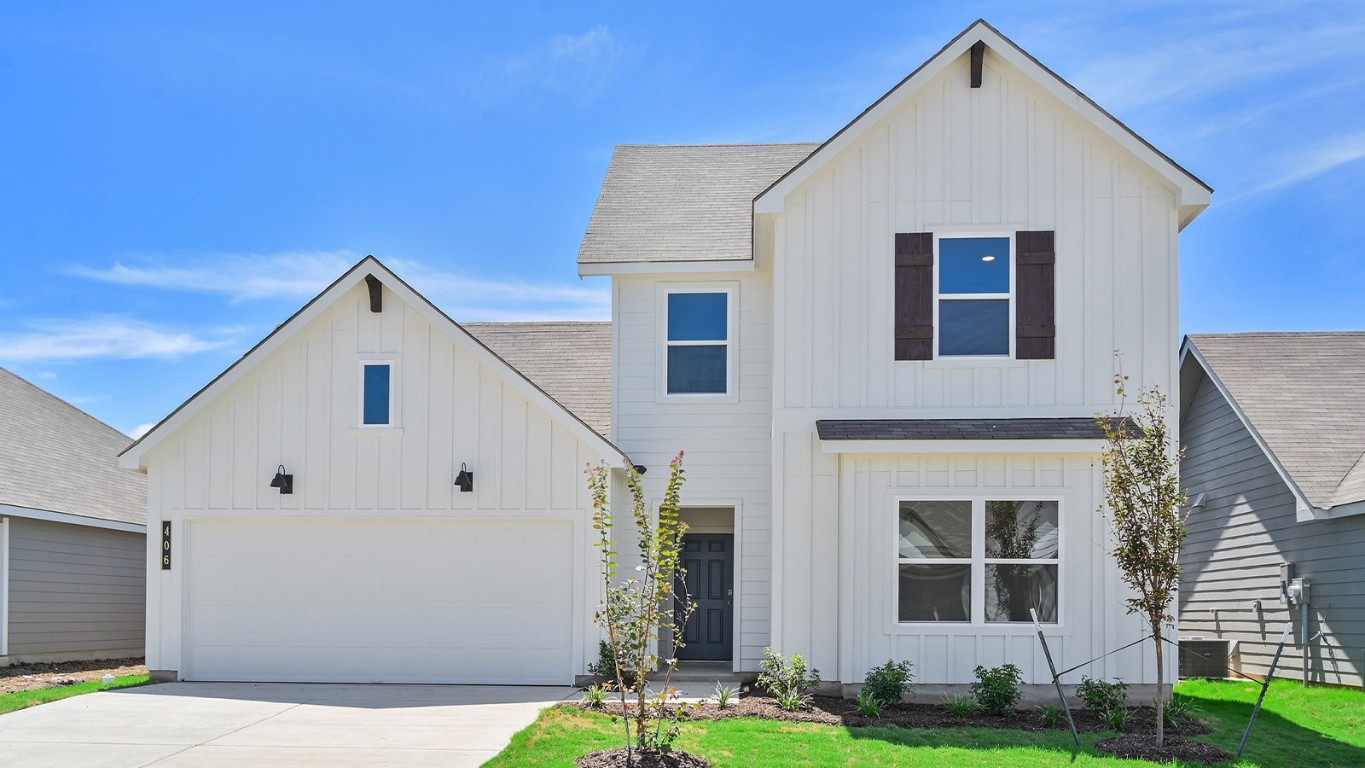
[[1015, 230, 1055, 360], [894, 232, 934, 361]]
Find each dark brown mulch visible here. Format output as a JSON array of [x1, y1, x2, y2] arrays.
[[577, 747, 711, 768], [1095, 734, 1232, 764], [580, 694, 1209, 736]]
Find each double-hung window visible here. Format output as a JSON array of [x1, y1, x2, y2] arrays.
[[897, 498, 1059, 624], [360, 362, 393, 426], [936, 236, 1012, 357], [663, 288, 733, 396]]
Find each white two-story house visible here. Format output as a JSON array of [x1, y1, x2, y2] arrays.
[[122, 20, 1208, 692]]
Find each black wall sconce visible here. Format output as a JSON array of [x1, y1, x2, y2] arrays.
[[454, 462, 474, 493], [269, 465, 294, 495], [633, 464, 648, 475]]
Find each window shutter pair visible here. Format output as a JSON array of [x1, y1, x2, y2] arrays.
[[892, 230, 1055, 360]]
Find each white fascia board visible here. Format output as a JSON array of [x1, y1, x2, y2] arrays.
[[578, 259, 756, 277], [755, 21, 1210, 222], [819, 438, 1105, 455], [0, 504, 146, 534]]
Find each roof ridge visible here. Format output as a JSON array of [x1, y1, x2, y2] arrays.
[[615, 142, 820, 149]]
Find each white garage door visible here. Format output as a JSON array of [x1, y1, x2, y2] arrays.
[[183, 518, 576, 684]]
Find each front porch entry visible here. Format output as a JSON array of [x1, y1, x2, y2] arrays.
[[674, 507, 735, 663]]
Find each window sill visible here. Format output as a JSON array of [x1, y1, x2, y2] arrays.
[[351, 426, 404, 436], [656, 393, 739, 405], [886, 621, 1064, 633], [916, 357, 1029, 368]]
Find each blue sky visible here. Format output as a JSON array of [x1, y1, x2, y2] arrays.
[[2, 1, 1363, 436]]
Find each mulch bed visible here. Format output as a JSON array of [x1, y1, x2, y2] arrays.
[[0, 657, 147, 695], [578, 747, 711, 768], [1096, 734, 1233, 764]]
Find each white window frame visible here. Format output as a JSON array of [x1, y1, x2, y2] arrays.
[[933, 232, 1015, 360], [656, 282, 739, 403], [892, 495, 1062, 627], [357, 359, 397, 428]]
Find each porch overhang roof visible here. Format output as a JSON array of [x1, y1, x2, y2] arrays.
[[815, 417, 1129, 454]]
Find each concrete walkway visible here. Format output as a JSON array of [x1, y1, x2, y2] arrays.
[[0, 682, 576, 767]]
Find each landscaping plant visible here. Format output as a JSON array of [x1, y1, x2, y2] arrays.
[[1097, 370, 1187, 748], [862, 659, 914, 708], [758, 647, 821, 712], [713, 683, 735, 710], [587, 452, 698, 763], [943, 693, 980, 718], [1077, 676, 1129, 715], [970, 664, 1023, 716], [581, 683, 608, 709], [856, 690, 883, 718], [1163, 693, 1195, 728], [1035, 703, 1065, 727]]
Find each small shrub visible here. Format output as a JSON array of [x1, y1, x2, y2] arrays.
[[759, 647, 821, 712], [580, 683, 608, 709], [944, 693, 980, 718], [1077, 676, 1129, 714], [856, 690, 883, 717], [713, 683, 735, 710], [1103, 705, 1130, 732], [1035, 702, 1064, 727], [586, 640, 616, 679], [970, 664, 1024, 715], [863, 659, 914, 707], [1163, 694, 1195, 727]]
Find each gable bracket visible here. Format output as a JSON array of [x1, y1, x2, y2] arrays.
[[364, 274, 383, 313], [970, 40, 986, 88]]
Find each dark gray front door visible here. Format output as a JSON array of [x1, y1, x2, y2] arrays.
[[676, 534, 733, 661]]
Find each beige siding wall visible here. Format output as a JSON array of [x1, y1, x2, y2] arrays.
[[6, 517, 145, 657], [1180, 374, 1365, 687]]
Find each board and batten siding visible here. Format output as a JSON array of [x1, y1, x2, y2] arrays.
[[1180, 375, 1365, 687], [141, 281, 610, 675], [613, 273, 773, 671], [6, 517, 145, 658]]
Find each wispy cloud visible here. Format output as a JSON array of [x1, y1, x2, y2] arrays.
[[1225, 131, 1365, 204], [128, 422, 156, 439], [0, 317, 240, 363], [497, 26, 628, 105], [69, 251, 611, 321]]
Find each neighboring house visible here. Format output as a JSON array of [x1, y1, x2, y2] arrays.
[[1179, 333, 1365, 688], [122, 20, 1212, 691], [0, 367, 146, 664]]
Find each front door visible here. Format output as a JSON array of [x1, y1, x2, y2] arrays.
[[676, 534, 733, 661]]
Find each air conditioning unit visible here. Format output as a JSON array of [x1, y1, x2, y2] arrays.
[[1180, 638, 1230, 679]]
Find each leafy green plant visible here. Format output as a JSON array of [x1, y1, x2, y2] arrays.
[[856, 690, 883, 717], [713, 683, 735, 710], [862, 659, 914, 707], [587, 453, 698, 759], [759, 647, 821, 712], [1077, 676, 1129, 714], [1035, 703, 1064, 727], [943, 693, 980, 718], [1163, 693, 1196, 727], [1104, 705, 1131, 732], [970, 664, 1024, 715], [580, 683, 608, 709]]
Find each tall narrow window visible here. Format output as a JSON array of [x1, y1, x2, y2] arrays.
[[937, 237, 1011, 357], [362, 363, 391, 425], [665, 292, 729, 395]]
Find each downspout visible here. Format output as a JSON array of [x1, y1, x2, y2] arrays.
[[1302, 600, 1310, 687]]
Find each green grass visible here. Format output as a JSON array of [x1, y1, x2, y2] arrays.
[[486, 680, 1365, 767], [0, 675, 152, 715]]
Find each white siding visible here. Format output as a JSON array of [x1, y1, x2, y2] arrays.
[[142, 281, 610, 677]]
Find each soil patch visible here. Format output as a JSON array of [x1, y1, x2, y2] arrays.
[[1096, 734, 1233, 764], [0, 657, 147, 695], [578, 747, 711, 768]]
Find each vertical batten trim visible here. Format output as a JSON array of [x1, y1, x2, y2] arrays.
[[1, 517, 9, 656]]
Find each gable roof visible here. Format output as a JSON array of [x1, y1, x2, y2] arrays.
[[577, 143, 818, 268], [464, 321, 611, 437], [120, 257, 630, 470], [0, 367, 145, 527], [755, 19, 1211, 229], [1182, 332, 1365, 515]]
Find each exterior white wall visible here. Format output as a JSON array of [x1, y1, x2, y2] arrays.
[[142, 282, 611, 677], [613, 273, 773, 671]]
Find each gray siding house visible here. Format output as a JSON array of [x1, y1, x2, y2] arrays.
[[1179, 333, 1365, 687], [0, 367, 147, 663]]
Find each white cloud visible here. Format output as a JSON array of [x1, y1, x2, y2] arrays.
[[494, 26, 629, 105], [0, 317, 240, 363], [1227, 131, 1365, 204], [128, 422, 156, 439]]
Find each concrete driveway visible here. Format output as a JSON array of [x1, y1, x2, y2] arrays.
[[0, 682, 576, 767]]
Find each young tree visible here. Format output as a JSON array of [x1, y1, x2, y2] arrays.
[[1097, 374, 1187, 747], [586, 452, 696, 764]]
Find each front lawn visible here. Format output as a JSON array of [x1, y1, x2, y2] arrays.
[[0, 674, 151, 716], [486, 680, 1364, 767]]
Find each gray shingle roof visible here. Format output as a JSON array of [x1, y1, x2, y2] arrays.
[[817, 417, 1123, 441], [463, 322, 611, 438], [0, 367, 146, 525], [1190, 332, 1365, 509], [578, 143, 819, 265]]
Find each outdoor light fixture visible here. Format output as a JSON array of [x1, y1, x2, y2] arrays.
[[269, 465, 294, 495], [633, 464, 648, 475], [454, 463, 474, 493]]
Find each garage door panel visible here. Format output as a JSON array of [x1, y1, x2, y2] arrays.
[[185, 518, 576, 684]]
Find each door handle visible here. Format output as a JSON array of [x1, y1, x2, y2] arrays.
[[725, 588, 733, 606]]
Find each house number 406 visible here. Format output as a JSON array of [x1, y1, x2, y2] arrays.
[[161, 522, 172, 571]]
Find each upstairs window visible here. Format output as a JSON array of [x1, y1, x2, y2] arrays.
[[361, 362, 392, 426], [665, 290, 730, 395], [937, 236, 1011, 357]]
